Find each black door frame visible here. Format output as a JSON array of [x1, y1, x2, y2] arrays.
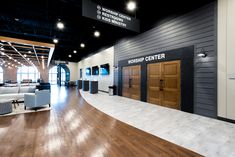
[[57, 64, 70, 86]]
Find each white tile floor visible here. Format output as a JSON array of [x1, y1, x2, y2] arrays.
[[80, 90, 235, 157]]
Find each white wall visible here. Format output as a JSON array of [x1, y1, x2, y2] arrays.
[[77, 47, 114, 92], [68, 62, 78, 81], [218, 0, 235, 120]]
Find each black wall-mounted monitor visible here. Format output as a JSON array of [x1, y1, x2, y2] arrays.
[[100, 63, 110, 75], [92, 66, 99, 75], [85, 67, 91, 75]]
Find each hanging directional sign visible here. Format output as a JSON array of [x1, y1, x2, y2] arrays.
[[82, 0, 140, 32]]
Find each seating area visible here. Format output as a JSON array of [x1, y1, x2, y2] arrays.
[[0, 85, 51, 115], [0, 86, 36, 101]]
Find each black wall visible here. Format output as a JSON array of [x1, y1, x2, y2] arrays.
[[114, 3, 217, 118], [118, 46, 194, 113]]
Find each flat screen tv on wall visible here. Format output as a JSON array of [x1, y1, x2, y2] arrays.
[[92, 66, 99, 75], [100, 63, 109, 75], [85, 67, 91, 76]]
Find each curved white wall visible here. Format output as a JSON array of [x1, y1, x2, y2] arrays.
[[77, 47, 114, 92], [67, 62, 78, 81]]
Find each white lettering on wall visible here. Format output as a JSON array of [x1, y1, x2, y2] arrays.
[[128, 57, 145, 64], [128, 53, 166, 64]]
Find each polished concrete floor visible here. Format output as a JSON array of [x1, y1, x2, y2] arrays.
[[0, 86, 201, 157], [81, 90, 235, 157]]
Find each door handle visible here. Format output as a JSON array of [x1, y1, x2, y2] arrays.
[[160, 79, 164, 91], [129, 78, 132, 88]]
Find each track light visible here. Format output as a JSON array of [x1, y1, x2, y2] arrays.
[[127, 1, 137, 11], [80, 43, 85, 48], [57, 21, 64, 30], [94, 31, 100, 37], [53, 38, 59, 44]]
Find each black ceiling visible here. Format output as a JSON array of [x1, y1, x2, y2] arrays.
[[0, 0, 215, 62]]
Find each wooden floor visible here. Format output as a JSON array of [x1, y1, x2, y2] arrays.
[[0, 86, 202, 157]]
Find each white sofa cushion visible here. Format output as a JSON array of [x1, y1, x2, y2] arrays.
[[0, 86, 36, 101], [0, 87, 19, 94], [19, 86, 36, 93]]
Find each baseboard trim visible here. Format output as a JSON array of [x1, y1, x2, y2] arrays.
[[217, 116, 235, 124], [98, 90, 108, 93]]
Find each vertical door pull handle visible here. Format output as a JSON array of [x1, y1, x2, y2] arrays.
[[129, 78, 132, 88], [160, 79, 164, 91]]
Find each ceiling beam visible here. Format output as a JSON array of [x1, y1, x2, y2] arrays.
[[5, 44, 50, 51], [0, 36, 55, 67], [8, 42, 35, 67], [1, 49, 49, 55], [33, 46, 40, 66], [0, 36, 54, 48]]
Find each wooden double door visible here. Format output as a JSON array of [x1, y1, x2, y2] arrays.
[[147, 60, 181, 109], [122, 65, 141, 100]]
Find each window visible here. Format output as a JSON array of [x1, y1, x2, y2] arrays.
[[17, 66, 40, 83], [49, 66, 66, 85], [0, 67, 3, 83], [61, 68, 66, 85], [49, 66, 57, 85]]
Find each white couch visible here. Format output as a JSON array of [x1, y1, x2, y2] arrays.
[[0, 86, 36, 101]]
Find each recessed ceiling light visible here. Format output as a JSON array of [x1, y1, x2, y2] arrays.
[[0, 47, 4, 51], [127, 1, 137, 11], [27, 58, 30, 60], [8, 63, 10, 65], [1, 52, 5, 55], [14, 59, 17, 62], [94, 31, 100, 37], [57, 21, 64, 30], [73, 50, 77, 54], [24, 54, 27, 57], [53, 38, 59, 43], [28, 51, 32, 54], [68, 55, 72, 58], [41, 56, 44, 59], [80, 43, 85, 48], [9, 56, 12, 60]]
